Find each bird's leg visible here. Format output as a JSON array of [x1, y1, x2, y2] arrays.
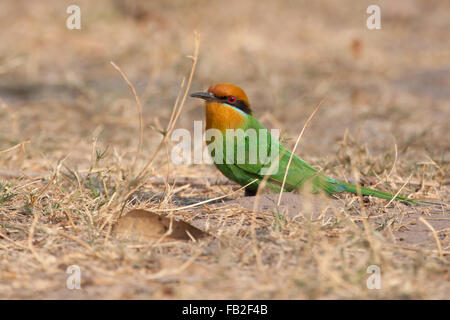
[[245, 187, 257, 197]]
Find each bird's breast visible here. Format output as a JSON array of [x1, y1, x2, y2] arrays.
[[205, 102, 247, 132]]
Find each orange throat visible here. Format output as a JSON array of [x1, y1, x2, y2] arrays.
[[205, 102, 247, 132]]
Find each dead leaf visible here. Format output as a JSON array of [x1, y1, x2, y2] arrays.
[[114, 209, 209, 241]]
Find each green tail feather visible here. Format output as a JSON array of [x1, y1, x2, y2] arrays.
[[337, 180, 418, 204]]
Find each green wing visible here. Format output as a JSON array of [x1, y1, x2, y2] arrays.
[[215, 115, 414, 202], [216, 116, 345, 194]]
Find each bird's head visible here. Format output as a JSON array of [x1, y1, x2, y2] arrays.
[[190, 83, 252, 115]]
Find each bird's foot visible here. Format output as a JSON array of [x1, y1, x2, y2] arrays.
[[245, 187, 257, 197]]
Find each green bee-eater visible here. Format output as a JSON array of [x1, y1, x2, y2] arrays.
[[190, 83, 414, 203]]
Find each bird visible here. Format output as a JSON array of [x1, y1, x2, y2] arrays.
[[190, 83, 415, 203]]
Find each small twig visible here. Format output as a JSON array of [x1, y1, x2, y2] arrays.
[[57, 231, 94, 253], [352, 168, 379, 263], [252, 147, 289, 213], [152, 217, 175, 246], [0, 140, 30, 154], [27, 160, 64, 268], [152, 179, 258, 212], [387, 142, 398, 179], [28, 209, 46, 268], [110, 61, 144, 173], [383, 242, 449, 255], [277, 99, 324, 206], [63, 210, 78, 231], [372, 142, 398, 189], [0, 230, 27, 249], [136, 31, 200, 182], [384, 174, 412, 208], [418, 217, 444, 259]]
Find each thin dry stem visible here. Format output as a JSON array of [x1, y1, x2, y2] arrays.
[[110, 61, 144, 173], [277, 99, 324, 206]]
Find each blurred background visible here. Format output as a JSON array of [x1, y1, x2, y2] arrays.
[[0, 0, 449, 173], [0, 0, 449, 300]]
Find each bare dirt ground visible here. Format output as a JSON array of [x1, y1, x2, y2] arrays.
[[0, 0, 449, 299]]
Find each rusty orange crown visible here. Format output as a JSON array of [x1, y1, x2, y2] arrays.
[[207, 83, 250, 107]]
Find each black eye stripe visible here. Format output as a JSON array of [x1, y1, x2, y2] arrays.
[[233, 99, 252, 115], [215, 95, 252, 115]]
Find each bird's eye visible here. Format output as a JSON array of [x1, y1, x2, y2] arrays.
[[228, 96, 236, 103]]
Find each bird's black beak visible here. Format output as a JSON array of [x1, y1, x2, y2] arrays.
[[190, 91, 215, 101]]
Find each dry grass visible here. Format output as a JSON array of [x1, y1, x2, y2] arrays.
[[0, 0, 449, 299]]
